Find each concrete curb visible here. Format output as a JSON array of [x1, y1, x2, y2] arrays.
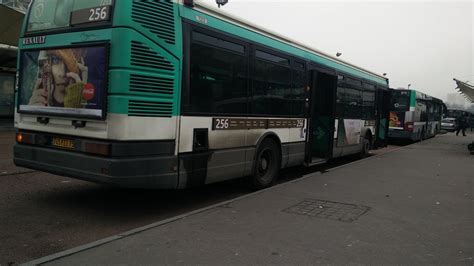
[[24, 143, 409, 265], [0, 170, 36, 177]]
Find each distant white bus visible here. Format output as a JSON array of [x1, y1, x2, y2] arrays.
[[389, 89, 444, 141]]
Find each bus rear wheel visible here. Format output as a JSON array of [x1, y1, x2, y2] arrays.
[[248, 139, 281, 190], [361, 133, 371, 157]]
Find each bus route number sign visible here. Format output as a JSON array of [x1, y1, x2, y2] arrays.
[[212, 118, 305, 130], [214, 118, 230, 130], [71, 5, 112, 26]]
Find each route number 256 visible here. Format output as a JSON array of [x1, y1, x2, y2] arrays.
[[89, 7, 108, 21], [215, 119, 230, 129]]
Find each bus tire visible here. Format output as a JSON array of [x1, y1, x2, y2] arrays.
[[361, 133, 371, 157], [248, 138, 281, 190]]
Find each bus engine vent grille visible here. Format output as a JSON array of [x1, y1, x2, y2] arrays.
[[132, 0, 175, 45], [128, 100, 173, 117], [131, 41, 174, 71], [130, 74, 174, 95]]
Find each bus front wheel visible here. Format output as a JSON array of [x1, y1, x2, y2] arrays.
[[248, 139, 281, 190]]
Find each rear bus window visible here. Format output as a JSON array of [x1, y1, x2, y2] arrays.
[[27, 0, 114, 33], [391, 91, 410, 111]]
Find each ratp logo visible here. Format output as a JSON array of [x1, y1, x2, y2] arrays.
[[196, 15, 208, 24]]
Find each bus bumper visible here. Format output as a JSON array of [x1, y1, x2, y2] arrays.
[[13, 144, 179, 189], [388, 130, 414, 140]]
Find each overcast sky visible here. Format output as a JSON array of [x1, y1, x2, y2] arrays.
[[201, 0, 473, 104]]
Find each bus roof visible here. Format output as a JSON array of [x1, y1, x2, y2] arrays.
[[392, 88, 443, 103], [190, 0, 388, 85]]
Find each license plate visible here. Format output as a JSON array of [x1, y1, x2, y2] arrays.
[[52, 138, 75, 149]]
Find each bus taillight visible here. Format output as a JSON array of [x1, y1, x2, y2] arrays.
[[84, 142, 111, 156], [404, 122, 414, 132], [16, 133, 23, 143], [16, 132, 34, 144]]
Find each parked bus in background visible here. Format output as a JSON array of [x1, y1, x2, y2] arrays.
[[445, 109, 473, 133], [446, 109, 472, 120], [389, 89, 444, 141], [14, 0, 390, 190]]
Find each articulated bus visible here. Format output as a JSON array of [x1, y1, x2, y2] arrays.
[[14, 0, 390, 189], [389, 89, 444, 141]]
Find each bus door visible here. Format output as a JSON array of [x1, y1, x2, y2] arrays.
[[306, 70, 337, 162], [375, 88, 390, 147]]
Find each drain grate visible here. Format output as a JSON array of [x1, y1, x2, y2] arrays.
[[282, 199, 370, 223]]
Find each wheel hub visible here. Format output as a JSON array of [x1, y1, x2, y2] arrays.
[[261, 158, 268, 171]]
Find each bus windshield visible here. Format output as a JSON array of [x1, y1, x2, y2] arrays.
[[27, 0, 114, 33]]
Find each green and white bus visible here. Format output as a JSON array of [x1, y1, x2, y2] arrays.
[[14, 0, 390, 189], [389, 89, 444, 141]]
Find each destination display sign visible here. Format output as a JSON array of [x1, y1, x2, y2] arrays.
[[70, 5, 113, 26], [213, 118, 305, 130]]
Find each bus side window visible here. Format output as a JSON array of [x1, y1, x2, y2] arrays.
[[291, 62, 306, 117], [336, 77, 363, 119], [344, 87, 363, 118], [186, 31, 249, 115], [336, 86, 345, 118], [251, 50, 292, 116], [362, 83, 376, 120], [417, 101, 427, 122]]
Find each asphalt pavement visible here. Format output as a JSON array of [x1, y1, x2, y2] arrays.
[[28, 131, 473, 265], [0, 128, 250, 264], [1, 126, 364, 264]]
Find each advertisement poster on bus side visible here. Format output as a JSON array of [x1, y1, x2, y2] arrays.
[[18, 45, 107, 119], [337, 119, 363, 146], [344, 119, 363, 145]]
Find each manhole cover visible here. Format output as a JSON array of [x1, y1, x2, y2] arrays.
[[282, 199, 370, 223]]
